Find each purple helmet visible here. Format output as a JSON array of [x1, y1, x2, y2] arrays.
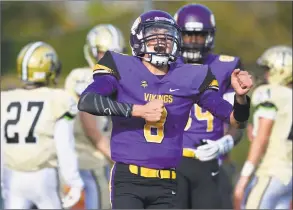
[[174, 4, 216, 63], [130, 10, 181, 66]]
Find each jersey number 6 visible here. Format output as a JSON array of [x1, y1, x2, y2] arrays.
[[144, 107, 168, 144]]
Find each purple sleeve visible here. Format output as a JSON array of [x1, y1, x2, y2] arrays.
[[197, 89, 233, 123], [82, 75, 119, 96], [221, 58, 242, 95], [222, 74, 233, 95], [223, 58, 242, 94], [224, 88, 235, 95]]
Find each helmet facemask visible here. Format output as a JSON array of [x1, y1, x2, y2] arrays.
[[181, 30, 214, 63], [136, 22, 181, 66]]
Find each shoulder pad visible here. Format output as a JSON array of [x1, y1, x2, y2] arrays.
[[64, 69, 92, 101], [92, 51, 121, 80], [218, 55, 236, 62], [53, 89, 78, 119], [198, 66, 219, 92], [251, 85, 271, 106], [93, 64, 116, 75], [112, 51, 129, 56], [67, 67, 92, 80]]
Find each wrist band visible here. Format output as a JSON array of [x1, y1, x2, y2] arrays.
[[233, 95, 251, 122], [240, 161, 255, 177]]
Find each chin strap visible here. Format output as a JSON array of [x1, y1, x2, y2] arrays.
[[150, 54, 170, 66], [141, 54, 172, 66]]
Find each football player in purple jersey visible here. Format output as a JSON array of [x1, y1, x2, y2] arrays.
[[174, 4, 245, 209], [78, 10, 253, 209]]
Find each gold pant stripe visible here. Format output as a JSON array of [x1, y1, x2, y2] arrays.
[[182, 148, 197, 158], [246, 176, 271, 209], [129, 165, 176, 179]]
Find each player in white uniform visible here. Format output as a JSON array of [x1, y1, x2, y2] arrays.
[[1, 41, 84, 209], [234, 46, 292, 210], [64, 24, 125, 209], [246, 47, 277, 142]]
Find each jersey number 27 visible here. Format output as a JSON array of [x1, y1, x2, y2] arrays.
[[4, 101, 44, 144]]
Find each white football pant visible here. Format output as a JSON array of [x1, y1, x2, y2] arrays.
[[243, 175, 292, 209], [2, 167, 62, 209]]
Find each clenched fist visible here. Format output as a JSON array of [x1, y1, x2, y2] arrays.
[[132, 99, 164, 122], [231, 69, 253, 96]]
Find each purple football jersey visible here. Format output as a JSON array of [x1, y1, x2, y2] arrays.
[[83, 51, 233, 169], [183, 53, 241, 148]]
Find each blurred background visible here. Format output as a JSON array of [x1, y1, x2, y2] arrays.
[[0, 0, 292, 204]]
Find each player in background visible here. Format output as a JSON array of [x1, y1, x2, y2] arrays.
[[64, 24, 125, 209], [174, 4, 244, 208], [78, 10, 253, 209], [234, 46, 292, 210], [246, 46, 284, 142], [1, 41, 84, 209]]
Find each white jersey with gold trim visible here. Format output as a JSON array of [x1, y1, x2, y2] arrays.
[[251, 84, 292, 185], [65, 67, 112, 170], [1, 87, 77, 171]]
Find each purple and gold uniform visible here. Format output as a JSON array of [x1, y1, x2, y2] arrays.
[[174, 4, 243, 209], [183, 54, 241, 148], [79, 9, 247, 209], [83, 51, 233, 169]]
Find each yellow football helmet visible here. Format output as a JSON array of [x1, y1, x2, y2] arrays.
[[257, 45, 292, 86], [17, 41, 61, 85], [84, 24, 125, 68]]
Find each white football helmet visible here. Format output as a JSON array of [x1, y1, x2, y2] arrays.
[[84, 24, 126, 68], [257, 45, 292, 86]]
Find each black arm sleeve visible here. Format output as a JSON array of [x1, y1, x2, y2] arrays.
[[78, 92, 133, 118], [232, 94, 251, 122]]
